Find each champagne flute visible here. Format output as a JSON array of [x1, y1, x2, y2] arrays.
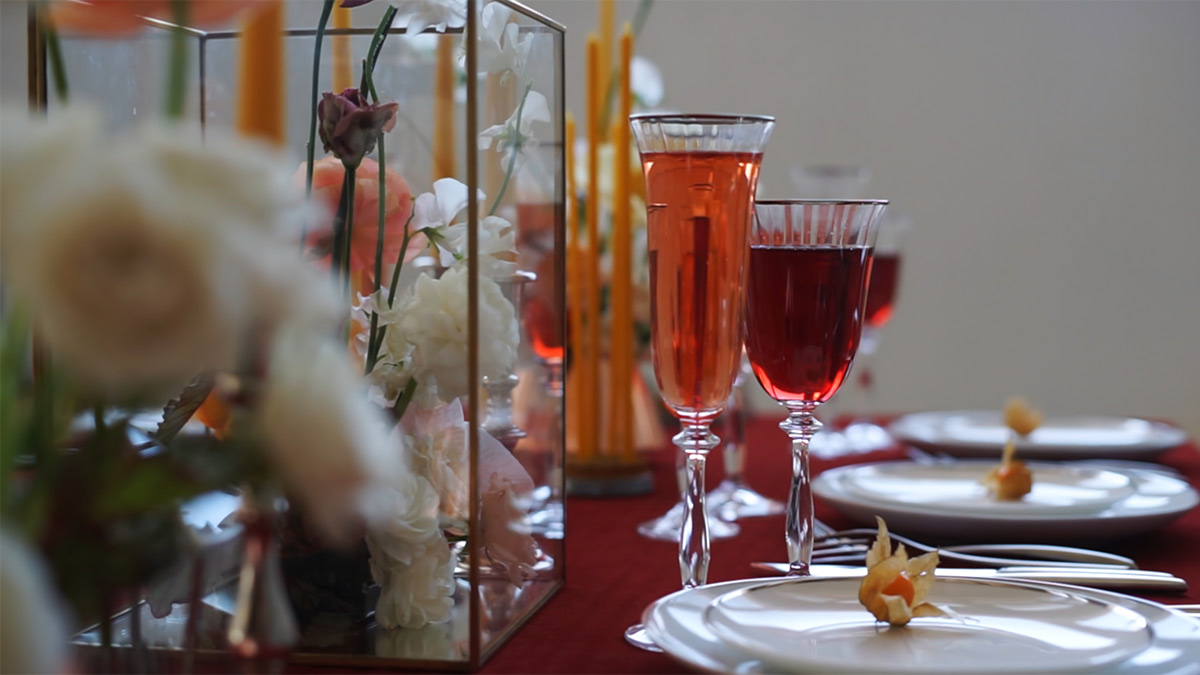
[[744, 199, 885, 575], [625, 113, 774, 650]]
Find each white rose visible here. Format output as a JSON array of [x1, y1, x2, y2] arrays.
[[397, 267, 518, 402], [258, 324, 401, 548], [0, 108, 332, 394]]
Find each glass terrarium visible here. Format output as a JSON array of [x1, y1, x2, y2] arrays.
[[35, 0, 566, 669]]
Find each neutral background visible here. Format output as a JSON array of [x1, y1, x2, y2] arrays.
[[3, 0, 1198, 436]]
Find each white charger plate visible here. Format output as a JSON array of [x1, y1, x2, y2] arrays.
[[838, 461, 1135, 516], [704, 577, 1151, 674], [643, 576, 1200, 675], [889, 411, 1189, 461], [814, 462, 1198, 542]]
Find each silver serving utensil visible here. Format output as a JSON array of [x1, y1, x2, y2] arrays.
[[749, 562, 1189, 593]]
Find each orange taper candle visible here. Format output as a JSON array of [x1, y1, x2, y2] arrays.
[[610, 23, 635, 461], [598, 0, 614, 141], [331, 3, 353, 92], [565, 114, 584, 456], [236, 0, 285, 146], [583, 32, 602, 461], [433, 35, 456, 180]]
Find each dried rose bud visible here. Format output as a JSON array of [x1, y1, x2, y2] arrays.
[[317, 88, 399, 170]]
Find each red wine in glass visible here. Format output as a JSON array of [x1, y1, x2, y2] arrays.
[[745, 245, 872, 403], [864, 253, 901, 330]]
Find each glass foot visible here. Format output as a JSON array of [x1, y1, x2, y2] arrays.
[[527, 500, 564, 540], [624, 623, 663, 652], [707, 480, 784, 520], [842, 421, 893, 453], [636, 501, 740, 541]]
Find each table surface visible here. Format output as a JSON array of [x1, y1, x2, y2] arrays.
[[481, 416, 1200, 674]]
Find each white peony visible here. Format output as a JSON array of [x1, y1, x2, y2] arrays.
[[0, 107, 336, 394], [258, 324, 401, 548], [396, 266, 519, 402], [369, 532, 455, 629]]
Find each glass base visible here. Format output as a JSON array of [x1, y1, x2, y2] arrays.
[[842, 421, 893, 452], [527, 500, 564, 540], [636, 501, 740, 541], [624, 623, 663, 652], [707, 479, 784, 520]]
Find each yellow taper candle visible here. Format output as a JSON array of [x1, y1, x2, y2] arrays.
[[611, 23, 635, 461], [235, 0, 286, 146], [583, 33, 602, 461], [433, 35, 457, 180], [331, 3, 353, 92]]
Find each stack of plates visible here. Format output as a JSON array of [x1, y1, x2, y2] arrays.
[[643, 576, 1200, 674], [813, 460, 1198, 541]]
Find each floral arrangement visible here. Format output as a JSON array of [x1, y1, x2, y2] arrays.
[[0, 0, 558, 667]]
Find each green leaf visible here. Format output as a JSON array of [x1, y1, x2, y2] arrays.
[[155, 371, 215, 444]]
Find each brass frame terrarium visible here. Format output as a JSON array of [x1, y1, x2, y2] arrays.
[[29, 0, 566, 670]]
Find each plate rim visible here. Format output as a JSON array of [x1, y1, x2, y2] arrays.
[[643, 575, 1200, 675], [835, 460, 1137, 516], [888, 410, 1189, 457], [701, 576, 1154, 675]]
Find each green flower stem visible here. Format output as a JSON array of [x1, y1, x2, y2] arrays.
[[393, 377, 418, 419], [364, 209, 414, 375], [40, 8, 69, 104], [164, 0, 189, 119], [488, 81, 534, 216], [341, 172, 356, 302], [299, 0, 336, 251]]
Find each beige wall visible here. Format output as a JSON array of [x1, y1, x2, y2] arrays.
[[4, 0, 1198, 436]]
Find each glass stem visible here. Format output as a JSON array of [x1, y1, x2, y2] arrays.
[[721, 383, 747, 486], [782, 404, 820, 576], [674, 422, 719, 588]]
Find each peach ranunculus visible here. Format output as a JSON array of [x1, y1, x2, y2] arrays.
[[301, 156, 418, 281], [48, 0, 267, 36]]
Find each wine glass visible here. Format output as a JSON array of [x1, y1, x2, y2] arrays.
[[788, 165, 873, 458], [703, 352, 785, 520], [744, 199, 885, 575], [842, 210, 913, 453], [625, 113, 774, 650]]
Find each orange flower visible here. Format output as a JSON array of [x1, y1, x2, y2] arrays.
[[302, 156, 417, 282], [48, 0, 267, 36]]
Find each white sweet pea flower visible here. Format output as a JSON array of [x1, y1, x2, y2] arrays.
[[258, 324, 402, 548], [396, 266, 518, 403], [438, 215, 518, 278], [389, 0, 467, 36], [411, 178, 484, 255], [477, 89, 550, 156], [0, 531, 72, 675], [472, 2, 550, 80]]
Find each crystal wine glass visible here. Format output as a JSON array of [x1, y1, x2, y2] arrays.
[[744, 199, 885, 575], [625, 113, 774, 650], [842, 210, 913, 453]]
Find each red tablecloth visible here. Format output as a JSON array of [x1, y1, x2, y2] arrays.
[[481, 417, 1200, 674]]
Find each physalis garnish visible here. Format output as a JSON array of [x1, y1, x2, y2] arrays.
[[983, 397, 1042, 500], [857, 517, 943, 626]]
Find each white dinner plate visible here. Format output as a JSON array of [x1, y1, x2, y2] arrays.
[[814, 462, 1198, 542], [838, 461, 1135, 516], [889, 411, 1189, 461], [643, 576, 1200, 675], [704, 577, 1151, 674]]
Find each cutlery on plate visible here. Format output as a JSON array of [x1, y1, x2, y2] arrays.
[[810, 527, 1138, 569], [749, 562, 1189, 593]]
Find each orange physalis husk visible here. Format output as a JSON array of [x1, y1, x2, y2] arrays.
[[858, 517, 943, 626], [982, 439, 1034, 500]]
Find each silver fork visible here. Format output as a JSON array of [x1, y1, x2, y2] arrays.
[[810, 525, 1138, 569]]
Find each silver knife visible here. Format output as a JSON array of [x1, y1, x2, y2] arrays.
[[750, 562, 1189, 593]]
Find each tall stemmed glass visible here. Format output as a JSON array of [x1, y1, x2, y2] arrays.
[[744, 199, 885, 575], [625, 113, 773, 648]]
